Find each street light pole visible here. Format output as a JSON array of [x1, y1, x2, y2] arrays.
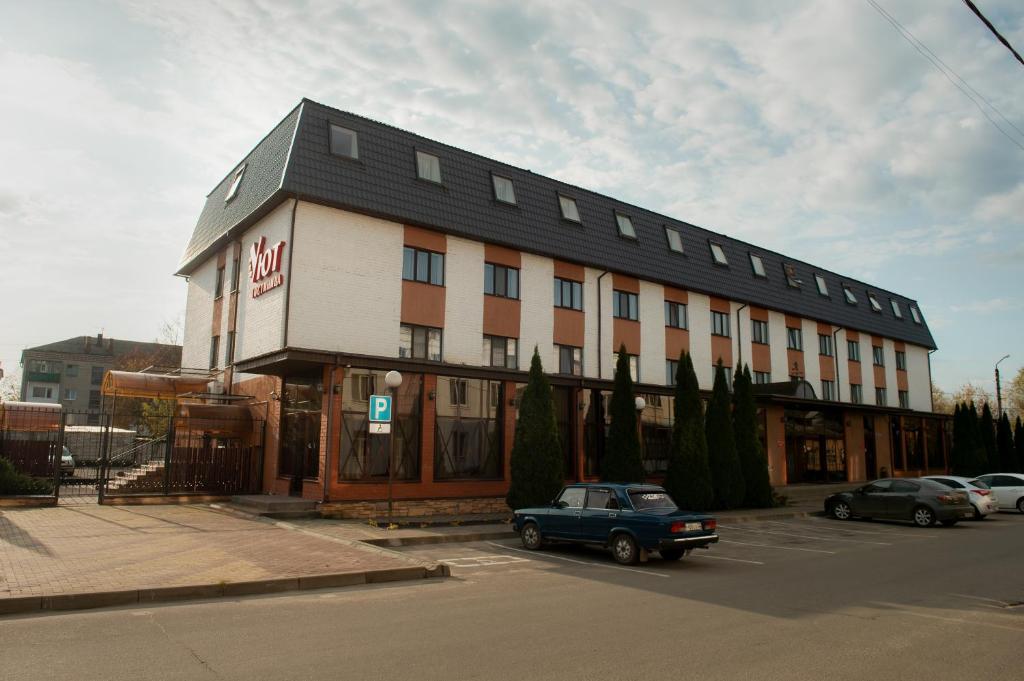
[[634, 396, 646, 478], [384, 370, 403, 526], [995, 355, 1010, 419]]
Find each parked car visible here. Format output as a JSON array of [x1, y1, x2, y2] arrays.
[[512, 483, 718, 565], [825, 478, 973, 527], [60, 446, 75, 478], [922, 475, 999, 520], [974, 473, 1024, 514]]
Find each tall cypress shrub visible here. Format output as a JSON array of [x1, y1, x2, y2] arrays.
[[706, 360, 745, 509], [1014, 417, 1024, 473], [996, 413, 1013, 472], [506, 348, 564, 510], [601, 345, 645, 484], [967, 403, 986, 476], [663, 352, 714, 511], [980, 403, 997, 474], [734, 365, 772, 508], [950, 403, 966, 475]]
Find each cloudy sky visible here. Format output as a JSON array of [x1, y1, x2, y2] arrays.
[[1, 0, 1021, 398]]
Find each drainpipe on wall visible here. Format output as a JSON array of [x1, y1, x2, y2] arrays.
[[596, 271, 610, 380], [735, 303, 748, 371], [321, 356, 339, 503], [832, 326, 842, 402], [928, 348, 938, 412], [280, 198, 299, 350]]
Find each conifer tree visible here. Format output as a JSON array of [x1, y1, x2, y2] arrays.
[[705, 360, 745, 509], [1014, 417, 1023, 474], [663, 352, 714, 511], [980, 403, 997, 474], [506, 348, 564, 510], [733, 365, 773, 508], [968, 403, 986, 476], [950, 403, 967, 475], [996, 413, 1014, 472], [601, 345, 646, 484]]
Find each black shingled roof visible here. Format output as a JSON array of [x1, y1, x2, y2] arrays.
[[178, 98, 936, 349]]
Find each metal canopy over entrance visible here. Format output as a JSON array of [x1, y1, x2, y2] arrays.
[[101, 370, 212, 399]]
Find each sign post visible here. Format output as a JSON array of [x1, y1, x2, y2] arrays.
[[376, 371, 403, 525]]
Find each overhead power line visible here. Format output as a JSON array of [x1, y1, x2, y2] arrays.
[[865, 0, 1024, 152], [962, 0, 1024, 68]]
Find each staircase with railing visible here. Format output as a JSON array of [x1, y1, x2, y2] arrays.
[[104, 436, 169, 493]]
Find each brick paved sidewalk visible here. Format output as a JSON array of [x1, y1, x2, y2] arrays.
[[0, 504, 433, 601]]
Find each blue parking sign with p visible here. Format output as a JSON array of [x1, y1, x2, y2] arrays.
[[369, 395, 392, 423]]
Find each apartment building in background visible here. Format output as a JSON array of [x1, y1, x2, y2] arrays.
[[176, 99, 947, 515]]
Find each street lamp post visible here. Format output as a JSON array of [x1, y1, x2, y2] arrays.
[[384, 370, 403, 525], [634, 396, 646, 469], [995, 355, 1010, 419]]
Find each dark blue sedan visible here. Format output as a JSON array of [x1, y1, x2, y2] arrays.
[[512, 483, 719, 565]]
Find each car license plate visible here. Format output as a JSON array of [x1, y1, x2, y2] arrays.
[[685, 522, 702, 531]]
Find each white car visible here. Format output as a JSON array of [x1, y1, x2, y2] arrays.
[[923, 476, 999, 520], [974, 473, 1024, 514]]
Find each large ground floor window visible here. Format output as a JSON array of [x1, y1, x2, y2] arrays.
[[338, 370, 422, 481], [639, 394, 673, 475], [434, 377, 503, 480]]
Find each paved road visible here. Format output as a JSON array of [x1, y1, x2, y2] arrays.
[[2, 513, 1022, 680]]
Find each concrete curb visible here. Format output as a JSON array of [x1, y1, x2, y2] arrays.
[[361, 529, 519, 547], [0, 564, 449, 618]]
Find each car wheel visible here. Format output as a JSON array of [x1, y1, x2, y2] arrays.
[[1017, 498, 1024, 514], [912, 505, 935, 527], [941, 519, 958, 527], [972, 505, 985, 521], [660, 548, 685, 561], [521, 522, 543, 550], [611, 533, 639, 565], [831, 500, 852, 521]]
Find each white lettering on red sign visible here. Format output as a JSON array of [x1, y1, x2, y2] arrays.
[[248, 236, 286, 298]]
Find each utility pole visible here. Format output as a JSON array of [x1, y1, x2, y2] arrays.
[[995, 355, 1010, 419]]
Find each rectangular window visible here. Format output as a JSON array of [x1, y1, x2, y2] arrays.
[[814, 274, 829, 297], [754, 371, 771, 385], [783, 263, 801, 288], [329, 124, 358, 158], [876, 387, 887, 406], [226, 331, 236, 364], [64, 388, 77, 401], [664, 301, 687, 329], [868, 293, 882, 312], [787, 327, 803, 351], [666, 359, 679, 386], [482, 335, 518, 369], [415, 150, 442, 183], [711, 311, 730, 337], [843, 286, 857, 304], [624, 355, 639, 382], [615, 212, 636, 239], [224, 165, 245, 203], [751, 319, 769, 344], [819, 334, 834, 357], [899, 390, 910, 409], [209, 336, 219, 370], [402, 246, 444, 286], [715, 365, 733, 387], [90, 366, 105, 385], [484, 262, 519, 299], [709, 242, 728, 265], [821, 380, 836, 401], [873, 345, 885, 366], [231, 256, 241, 292], [850, 384, 863, 404], [215, 265, 225, 298], [492, 174, 516, 204], [558, 195, 580, 222], [890, 300, 903, 319], [400, 324, 443, 361], [613, 290, 638, 320], [557, 345, 583, 376], [895, 350, 907, 371], [339, 370, 421, 482], [31, 386, 53, 399], [665, 226, 684, 253], [910, 306, 922, 324], [450, 379, 468, 406], [88, 390, 101, 410], [66, 364, 78, 377], [553, 277, 583, 310], [847, 340, 861, 362], [434, 377, 503, 480], [749, 253, 766, 277]]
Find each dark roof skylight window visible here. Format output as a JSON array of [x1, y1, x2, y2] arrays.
[[665, 226, 684, 253], [492, 174, 516, 204], [910, 306, 922, 324], [749, 253, 766, 277], [890, 299, 903, 319], [843, 286, 857, 304], [224, 164, 245, 203], [783, 263, 801, 288], [329, 124, 359, 159], [615, 212, 636, 239], [814, 274, 829, 297], [416, 150, 442, 183], [868, 293, 882, 312], [559, 194, 580, 222], [709, 242, 728, 266]]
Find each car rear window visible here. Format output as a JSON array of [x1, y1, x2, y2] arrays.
[[967, 479, 990, 489], [628, 490, 678, 511], [916, 479, 948, 492], [930, 478, 962, 488]]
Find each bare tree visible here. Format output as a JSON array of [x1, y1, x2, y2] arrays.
[[951, 382, 994, 408]]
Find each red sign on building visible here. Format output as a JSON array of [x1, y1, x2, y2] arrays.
[[249, 237, 286, 298]]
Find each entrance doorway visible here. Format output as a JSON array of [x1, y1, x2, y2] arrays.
[[280, 377, 322, 497], [784, 408, 847, 483], [863, 416, 877, 479]]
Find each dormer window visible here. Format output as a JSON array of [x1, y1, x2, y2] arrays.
[[709, 242, 728, 266], [749, 254, 766, 277], [783, 263, 801, 288], [665, 227, 684, 253], [329, 124, 359, 159], [416, 151, 442, 183], [814, 274, 829, 297], [492, 175, 516, 204], [843, 286, 857, 304], [890, 300, 903, 319], [225, 165, 245, 203], [910, 306, 922, 324], [559, 195, 580, 222], [615, 212, 636, 239], [868, 293, 882, 312]]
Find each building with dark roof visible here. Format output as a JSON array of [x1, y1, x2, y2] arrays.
[[178, 99, 949, 513]]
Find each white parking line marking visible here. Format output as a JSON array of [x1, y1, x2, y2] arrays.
[[720, 539, 837, 555], [725, 526, 891, 545], [439, 555, 531, 568], [487, 541, 670, 578], [802, 519, 941, 535], [949, 593, 1015, 608], [691, 553, 765, 565]]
